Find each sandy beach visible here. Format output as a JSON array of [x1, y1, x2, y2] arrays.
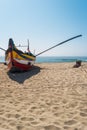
[[0, 62, 87, 130]]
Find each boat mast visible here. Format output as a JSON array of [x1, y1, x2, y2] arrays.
[[27, 39, 30, 53], [0, 47, 6, 51]]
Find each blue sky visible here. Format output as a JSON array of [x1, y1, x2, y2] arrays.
[[0, 0, 87, 56]]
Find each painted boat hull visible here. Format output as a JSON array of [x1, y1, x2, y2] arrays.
[[5, 38, 36, 72], [7, 59, 33, 72]]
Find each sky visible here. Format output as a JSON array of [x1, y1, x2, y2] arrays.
[[0, 0, 87, 56]]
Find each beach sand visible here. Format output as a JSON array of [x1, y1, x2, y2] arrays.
[[0, 62, 87, 130]]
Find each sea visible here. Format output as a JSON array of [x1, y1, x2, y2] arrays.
[[0, 56, 87, 63]]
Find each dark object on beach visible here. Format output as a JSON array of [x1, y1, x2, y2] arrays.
[[4, 62, 7, 65], [73, 60, 82, 68]]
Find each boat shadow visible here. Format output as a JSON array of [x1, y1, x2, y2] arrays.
[[7, 66, 40, 84]]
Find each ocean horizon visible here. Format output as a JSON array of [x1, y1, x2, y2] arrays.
[[0, 56, 87, 63], [36, 56, 87, 63]]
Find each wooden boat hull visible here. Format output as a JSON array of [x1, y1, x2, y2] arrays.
[[5, 38, 36, 72], [7, 59, 33, 72]]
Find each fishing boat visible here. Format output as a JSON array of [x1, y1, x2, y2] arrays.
[[5, 38, 36, 72]]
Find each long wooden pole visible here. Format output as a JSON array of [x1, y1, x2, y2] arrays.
[[0, 47, 6, 51], [36, 34, 82, 56]]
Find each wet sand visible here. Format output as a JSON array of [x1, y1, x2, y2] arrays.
[[0, 62, 87, 130]]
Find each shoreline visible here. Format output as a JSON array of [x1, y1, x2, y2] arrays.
[[0, 62, 87, 130], [0, 56, 87, 64]]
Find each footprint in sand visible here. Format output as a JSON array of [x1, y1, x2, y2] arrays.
[[0, 127, 10, 130], [0, 117, 7, 122], [53, 122, 61, 126], [16, 125, 24, 130], [80, 112, 87, 117], [21, 116, 35, 122], [62, 99, 68, 104], [9, 120, 17, 127], [0, 109, 5, 113], [63, 126, 73, 130], [51, 106, 59, 113], [44, 125, 61, 130], [39, 117, 47, 122], [0, 128, 10, 130], [54, 112, 62, 117], [80, 108, 87, 113], [80, 108, 87, 118], [64, 119, 77, 126], [5, 113, 21, 119], [30, 120, 40, 126], [20, 116, 41, 127], [29, 105, 43, 115], [29, 106, 38, 113], [0, 112, 4, 115]]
